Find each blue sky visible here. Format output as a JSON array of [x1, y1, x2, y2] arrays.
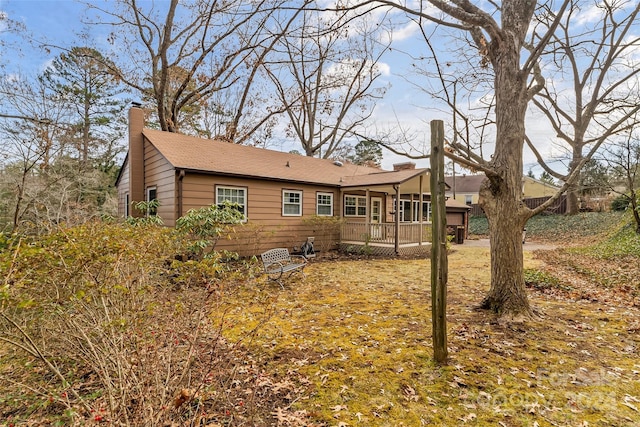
[[1, 0, 451, 171], [0, 0, 570, 176]]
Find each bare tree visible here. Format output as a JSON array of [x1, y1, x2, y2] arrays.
[[527, 0, 640, 214], [84, 0, 303, 140], [0, 70, 120, 232], [263, 9, 390, 158], [342, 0, 583, 319], [601, 125, 640, 233], [0, 74, 67, 231]]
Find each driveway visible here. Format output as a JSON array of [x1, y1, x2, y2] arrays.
[[460, 238, 557, 251]]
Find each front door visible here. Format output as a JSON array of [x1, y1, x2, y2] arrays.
[[370, 197, 382, 239]]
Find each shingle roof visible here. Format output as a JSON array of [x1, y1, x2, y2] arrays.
[[444, 174, 486, 193], [143, 128, 426, 187]]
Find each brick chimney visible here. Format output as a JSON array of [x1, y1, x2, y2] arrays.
[[128, 106, 145, 216], [393, 162, 416, 171]]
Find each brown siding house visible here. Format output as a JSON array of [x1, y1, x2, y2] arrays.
[[116, 107, 434, 256]]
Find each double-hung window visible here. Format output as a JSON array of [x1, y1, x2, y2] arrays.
[[283, 190, 302, 216], [344, 195, 366, 217], [216, 186, 247, 218], [316, 192, 333, 216]]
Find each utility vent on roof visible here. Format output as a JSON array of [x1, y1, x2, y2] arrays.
[[333, 160, 343, 167]]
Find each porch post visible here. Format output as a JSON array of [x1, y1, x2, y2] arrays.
[[394, 184, 400, 256], [365, 188, 370, 240], [419, 174, 424, 245], [339, 188, 344, 246]]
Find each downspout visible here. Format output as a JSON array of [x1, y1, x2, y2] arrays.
[[178, 169, 186, 219], [394, 184, 400, 256]]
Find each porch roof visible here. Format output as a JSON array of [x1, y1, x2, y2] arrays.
[[339, 168, 431, 194]]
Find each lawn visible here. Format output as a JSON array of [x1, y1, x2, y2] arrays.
[[228, 246, 639, 426], [1, 217, 639, 426]]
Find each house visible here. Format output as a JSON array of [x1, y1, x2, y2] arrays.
[[445, 174, 561, 205], [116, 107, 438, 257], [444, 174, 485, 205]]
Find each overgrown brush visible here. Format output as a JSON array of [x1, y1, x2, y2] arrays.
[[470, 211, 625, 241], [0, 220, 285, 426], [579, 212, 640, 259]]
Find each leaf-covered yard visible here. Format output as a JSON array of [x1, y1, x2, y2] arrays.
[[226, 245, 640, 426], [1, 216, 639, 426]]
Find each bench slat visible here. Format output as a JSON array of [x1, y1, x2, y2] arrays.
[[261, 248, 307, 288]]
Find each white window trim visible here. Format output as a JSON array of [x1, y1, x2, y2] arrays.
[[344, 195, 367, 217], [282, 189, 303, 217], [316, 192, 334, 216], [398, 198, 432, 223], [216, 185, 247, 220], [124, 193, 130, 217]]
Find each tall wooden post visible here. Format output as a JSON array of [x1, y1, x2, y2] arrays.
[[430, 120, 448, 364]]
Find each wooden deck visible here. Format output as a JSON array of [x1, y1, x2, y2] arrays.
[[340, 222, 432, 256]]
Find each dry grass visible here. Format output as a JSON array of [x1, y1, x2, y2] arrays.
[[228, 246, 640, 426], [2, 236, 639, 426]]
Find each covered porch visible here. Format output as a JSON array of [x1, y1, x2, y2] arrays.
[[337, 163, 433, 257]]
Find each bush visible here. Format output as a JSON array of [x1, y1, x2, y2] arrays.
[[611, 195, 630, 212], [524, 268, 569, 291], [0, 220, 276, 425], [302, 215, 345, 252], [175, 202, 244, 259]]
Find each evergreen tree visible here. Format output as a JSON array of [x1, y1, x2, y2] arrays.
[[42, 46, 127, 172]]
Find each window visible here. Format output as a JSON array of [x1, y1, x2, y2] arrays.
[[146, 186, 157, 216], [465, 195, 473, 205], [397, 198, 431, 223], [124, 193, 130, 217], [283, 190, 302, 216], [398, 199, 419, 222], [316, 192, 333, 216], [344, 195, 366, 216], [216, 186, 247, 217], [423, 201, 432, 222]]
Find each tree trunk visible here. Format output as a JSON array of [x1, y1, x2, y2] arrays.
[[477, 9, 535, 319], [631, 194, 640, 234], [565, 185, 580, 215], [479, 180, 532, 317], [565, 152, 582, 215]]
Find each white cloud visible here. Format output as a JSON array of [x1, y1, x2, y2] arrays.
[[381, 20, 421, 44], [575, 3, 604, 25], [376, 61, 391, 77]]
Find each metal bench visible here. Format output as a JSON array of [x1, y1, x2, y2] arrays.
[[260, 248, 307, 288]]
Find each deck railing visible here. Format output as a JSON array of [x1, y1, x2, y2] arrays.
[[341, 222, 432, 245]]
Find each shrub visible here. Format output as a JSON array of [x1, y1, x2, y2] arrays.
[[611, 195, 630, 212], [125, 199, 163, 226], [302, 215, 345, 252], [0, 220, 276, 425], [523, 268, 569, 291], [175, 202, 245, 259]]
